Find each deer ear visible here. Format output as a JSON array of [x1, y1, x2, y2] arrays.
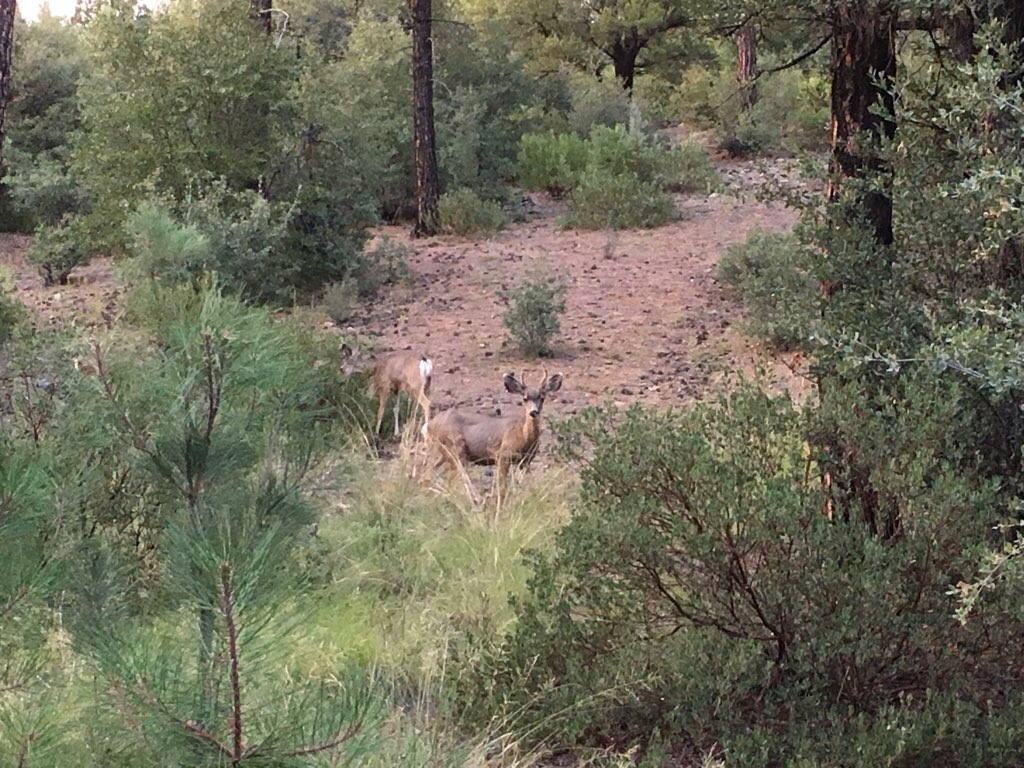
[[543, 372, 564, 393], [504, 372, 526, 394]]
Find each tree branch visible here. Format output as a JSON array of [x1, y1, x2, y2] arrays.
[[279, 721, 363, 757], [220, 562, 244, 760], [759, 34, 832, 75]]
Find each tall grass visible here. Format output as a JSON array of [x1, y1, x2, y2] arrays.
[[300, 451, 575, 764]]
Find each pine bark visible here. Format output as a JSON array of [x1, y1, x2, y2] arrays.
[[827, 0, 897, 259], [0, 0, 15, 176], [411, 0, 440, 236]]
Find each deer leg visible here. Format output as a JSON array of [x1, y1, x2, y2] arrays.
[[493, 458, 510, 514], [393, 395, 401, 438], [374, 392, 387, 437], [415, 391, 431, 439]]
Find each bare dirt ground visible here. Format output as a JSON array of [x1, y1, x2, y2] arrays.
[[0, 156, 816, 424], [340, 159, 815, 420]]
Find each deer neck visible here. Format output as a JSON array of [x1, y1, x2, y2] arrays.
[[517, 413, 542, 450]]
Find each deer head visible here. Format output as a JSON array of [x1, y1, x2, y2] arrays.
[[503, 368, 563, 419]]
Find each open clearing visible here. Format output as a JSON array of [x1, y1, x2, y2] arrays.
[[0, 157, 814, 425]]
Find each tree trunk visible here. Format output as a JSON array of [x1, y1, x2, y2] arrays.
[[411, 0, 440, 236], [826, 0, 897, 261], [250, 0, 272, 35], [0, 0, 14, 176], [735, 20, 758, 109], [945, 11, 975, 63], [610, 38, 641, 93], [998, 0, 1024, 88], [818, 1, 897, 527]]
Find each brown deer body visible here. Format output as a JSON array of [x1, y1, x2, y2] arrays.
[[423, 370, 563, 501], [342, 346, 433, 438]]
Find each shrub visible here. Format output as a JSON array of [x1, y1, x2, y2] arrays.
[[0, 269, 24, 344], [565, 73, 629, 136], [321, 280, 359, 325], [437, 188, 507, 235], [503, 275, 568, 357], [516, 132, 589, 197], [718, 231, 820, 349], [347, 235, 411, 299], [27, 216, 91, 286], [563, 169, 674, 230], [125, 182, 373, 305], [7, 153, 88, 231], [518, 126, 712, 228], [660, 141, 721, 193], [125, 201, 212, 288], [457, 381, 1013, 759], [4, 14, 88, 232], [674, 66, 829, 156]]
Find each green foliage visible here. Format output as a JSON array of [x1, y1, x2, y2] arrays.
[[40, 291, 383, 765], [125, 181, 372, 304], [516, 132, 590, 197], [3, 14, 88, 232], [563, 168, 674, 230], [675, 66, 830, 155], [75, 0, 297, 237], [304, 14, 553, 219], [27, 216, 92, 286], [0, 268, 25, 344], [437, 187, 508, 235], [564, 73, 630, 136], [502, 273, 568, 357], [718, 231, 820, 348], [660, 139, 721, 193], [322, 280, 360, 325], [504, 0, 699, 90], [348, 235, 412, 299], [518, 126, 714, 228], [458, 381, 1018, 759], [125, 200, 212, 288]]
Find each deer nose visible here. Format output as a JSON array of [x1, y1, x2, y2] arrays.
[[529, 405, 540, 417]]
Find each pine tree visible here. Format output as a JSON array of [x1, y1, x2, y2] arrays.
[[64, 288, 382, 764]]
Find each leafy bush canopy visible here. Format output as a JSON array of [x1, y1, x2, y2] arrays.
[[438, 187, 508, 235], [503, 272, 568, 357], [517, 126, 716, 229]]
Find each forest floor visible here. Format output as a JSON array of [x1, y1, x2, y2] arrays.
[[0, 155, 817, 424]]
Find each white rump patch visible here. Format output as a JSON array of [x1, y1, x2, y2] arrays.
[[420, 357, 433, 379]]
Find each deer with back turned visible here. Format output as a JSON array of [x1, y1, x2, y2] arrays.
[[422, 369, 563, 503], [341, 345, 433, 439]]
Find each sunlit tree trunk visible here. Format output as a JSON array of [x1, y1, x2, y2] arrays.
[[411, 0, 440, 236]]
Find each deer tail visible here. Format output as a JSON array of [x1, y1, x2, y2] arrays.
[[420, 357, 433, 393]]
